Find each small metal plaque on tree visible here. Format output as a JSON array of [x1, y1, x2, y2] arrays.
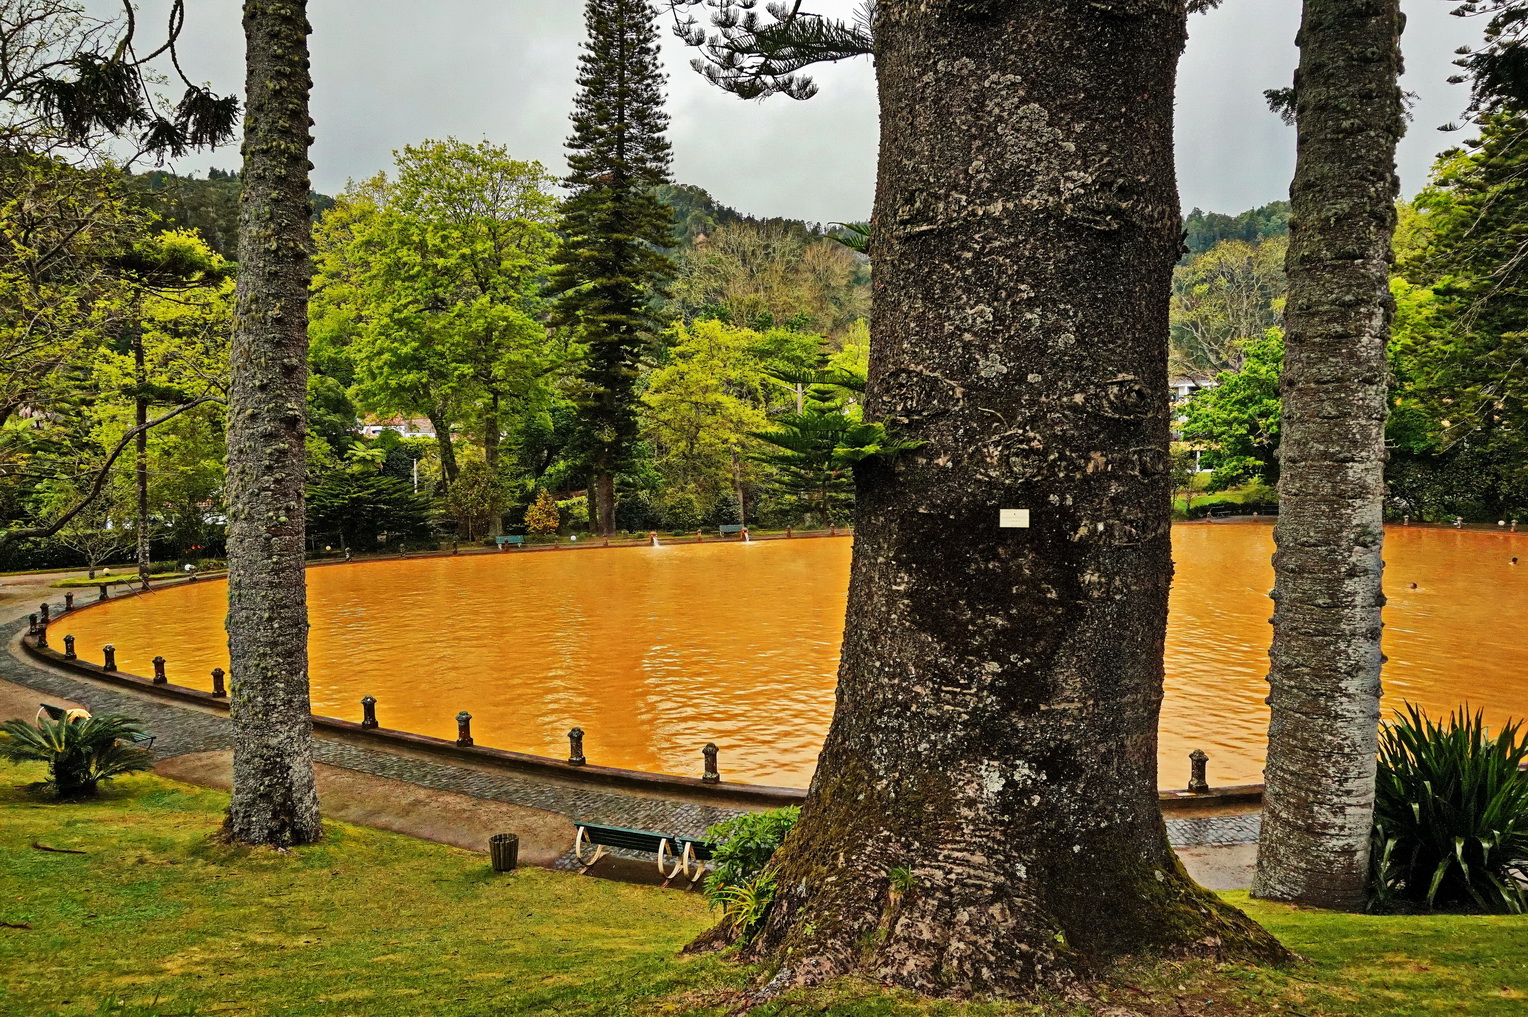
[[1000, 509, 1031, 529]]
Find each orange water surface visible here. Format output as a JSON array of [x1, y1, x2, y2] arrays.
[[56, 524, 1528, 788]]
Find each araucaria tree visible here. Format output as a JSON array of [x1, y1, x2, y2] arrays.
[[222, 0, 322, 847], [1254, 1, 1405, 910], [675, 0, 1282, 998], [548, 0, 675, 536]]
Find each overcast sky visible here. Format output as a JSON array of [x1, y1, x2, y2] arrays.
[[120, 0, 1485, 223]]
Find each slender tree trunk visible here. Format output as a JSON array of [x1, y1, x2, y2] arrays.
[[483, 392, 503, 539], [732, 446, 746, 526], [738, 0, 1282, 997], [133, 323, 150, 579], [222, 0, 322, 848], [428, 408, 458, 492], [1253, 0, 1403, 911]]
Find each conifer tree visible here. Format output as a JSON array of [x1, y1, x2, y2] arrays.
[[524, 488, 561, 535], [548, 0, 675, 536]]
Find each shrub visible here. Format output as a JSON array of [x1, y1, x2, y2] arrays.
[[525, 488, 561, 535], [1370, 703, 1528, 913], [0, 714, 154, 798], [702, 807, 799, 905], [701, 807, 798, 939]]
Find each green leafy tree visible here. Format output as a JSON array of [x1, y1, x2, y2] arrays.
[[642, 320, 770, 524], [1179, 329, 1284, 491], [312, 140, 560, 528], [548, 0, 676, 536], [1170, 236, 1287, 376]]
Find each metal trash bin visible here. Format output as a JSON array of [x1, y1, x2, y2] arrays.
[[489, 833, 519, 872]]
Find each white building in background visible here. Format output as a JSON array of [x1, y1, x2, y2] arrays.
[[359, 415, 438, 439], [1169, 375, 1219, 449], [1170, 376, 1217, 403]]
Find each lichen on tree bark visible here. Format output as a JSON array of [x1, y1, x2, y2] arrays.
[[723, 0, 1285, 998], [1254, 0, 1403, 911], [221, 0, 322, 848]]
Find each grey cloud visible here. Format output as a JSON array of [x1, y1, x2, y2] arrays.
[[109, 0, 1484, 221]]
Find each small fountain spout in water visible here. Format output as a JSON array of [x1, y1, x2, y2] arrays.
[[742, 527, 751, 542], [649, 530, 660, 547]]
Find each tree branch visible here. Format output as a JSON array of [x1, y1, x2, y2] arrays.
[[0, 396, 219, 552]]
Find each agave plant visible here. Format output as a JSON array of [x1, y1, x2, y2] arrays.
[[1370, 703, 1528, 913], [0, 714, 153, 797]]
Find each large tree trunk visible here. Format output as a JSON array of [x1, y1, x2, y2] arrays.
[[222, 0, 322, 848], [133, 323, 150, 580], [1253, 0, 1403, 911], [593, 466, 615, 536], [740, 0, 1281, 997]]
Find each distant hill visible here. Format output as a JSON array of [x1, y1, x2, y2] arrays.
[[1183, 201, 1291, 257], [121, 168, 336, 260]]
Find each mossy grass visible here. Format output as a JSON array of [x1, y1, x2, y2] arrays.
[[49, 572, 196, 589], [1, 765, 1523, 1015]]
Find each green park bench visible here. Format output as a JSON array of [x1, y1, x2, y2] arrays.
[[718, 524, 745, 538], [494, 535, 526, 549], [573, 822, 715, 887], [38, 703, 155, 750]]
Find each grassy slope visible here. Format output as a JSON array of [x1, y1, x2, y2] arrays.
[[0, 766, 1523, 1017]]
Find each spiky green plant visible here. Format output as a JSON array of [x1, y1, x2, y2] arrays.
[[712, 872, 776, 941], [1370, 703, 1528, 912], [0, 714, 153, 797]]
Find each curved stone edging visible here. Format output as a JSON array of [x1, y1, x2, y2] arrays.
[[21, 557, 1268, 815]]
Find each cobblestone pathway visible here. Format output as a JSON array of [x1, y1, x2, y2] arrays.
[[4, 614, 1260, 851]]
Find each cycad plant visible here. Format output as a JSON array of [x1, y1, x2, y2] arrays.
[[0, 714, 153, 797], [1370, 703, 1528, 912]]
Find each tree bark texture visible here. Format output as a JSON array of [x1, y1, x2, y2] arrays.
[[741, 0, 1282, 997], [1254, 0, 1402, 911], [222, 0, 322, 848], [594, 468, 616, 536], [133, 324, 150, 580]]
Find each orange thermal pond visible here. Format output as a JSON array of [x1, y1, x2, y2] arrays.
[[61, 524, 1527, 788]]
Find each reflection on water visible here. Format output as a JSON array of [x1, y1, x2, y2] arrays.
[[60, 525, 1528, 788]]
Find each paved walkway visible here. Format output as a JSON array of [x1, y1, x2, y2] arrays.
[[2, 606, 1261, 887]]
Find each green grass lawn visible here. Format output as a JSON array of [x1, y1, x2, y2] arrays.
[[1, 764, 1523, 1017]]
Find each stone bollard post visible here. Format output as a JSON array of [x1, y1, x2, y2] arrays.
[[64, 592, 74, 611], [39, 603, 50, 624], [452, 541, 459, 555], [1403, 515, 1410, 526], [829, 523, 837, 536], [1514, 519, 1520, 533], [361, 695, 377, 728], [102, 645, 116, 671], [785, 525, 793, 539], [152, 656, 167, 684], [35, 621, 48, 649], [702, 742, 720, 783], [63, 635, 76, 659], [1188, 749, 1210, 794], [211, 668, 227, 697], [98, 583, 109, 601], [456, 711, 474, 747], [568, 727, 586, 766], [27, 613, 37, 636]]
